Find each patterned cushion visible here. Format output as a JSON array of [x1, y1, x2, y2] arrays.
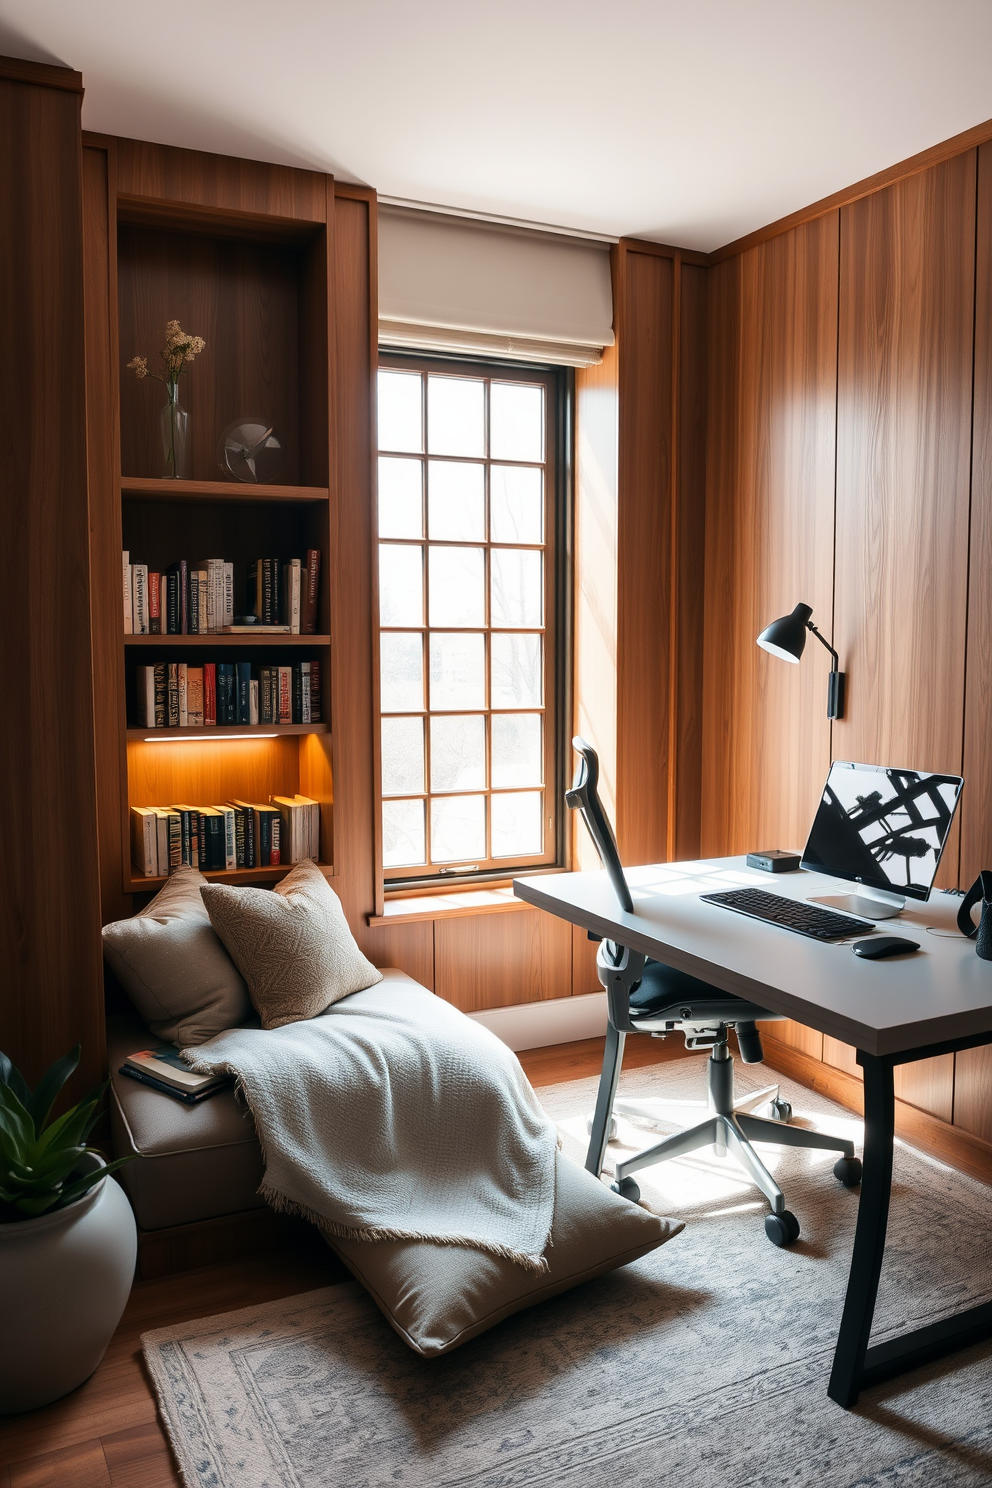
[[101, 866, 251, 1046], [200, 860, 383, 1029]]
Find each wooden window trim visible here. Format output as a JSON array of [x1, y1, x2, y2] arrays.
[[375, 351, 569, 889]]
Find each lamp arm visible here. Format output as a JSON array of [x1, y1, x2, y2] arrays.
[[807, 621, 839, 669]]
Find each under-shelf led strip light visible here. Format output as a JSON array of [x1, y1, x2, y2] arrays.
[[142, 733, 279, 743]]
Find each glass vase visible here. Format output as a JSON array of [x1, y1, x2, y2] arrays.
[[161, 385, 189, 480]]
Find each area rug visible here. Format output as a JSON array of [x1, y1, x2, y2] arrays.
[[143, 1058, 992, 1487]]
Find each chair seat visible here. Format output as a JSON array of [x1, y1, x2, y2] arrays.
[[629, 958, 779, 1025]]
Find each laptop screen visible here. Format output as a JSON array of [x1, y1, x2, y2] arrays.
[[801, 761, 964, 901]]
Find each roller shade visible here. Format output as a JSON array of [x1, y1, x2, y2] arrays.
[[378, 206, 614, 367]]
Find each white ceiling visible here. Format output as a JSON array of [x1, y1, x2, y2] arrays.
[[4, 1, 992, 252]]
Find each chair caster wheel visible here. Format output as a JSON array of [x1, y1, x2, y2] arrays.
[[587, 1115, 618, 1141], [833, 1155, 862, 1188], [765, 1210, 800, 1247], [611, 1177, 641, 1203], [768, 1098, 792, 1123]]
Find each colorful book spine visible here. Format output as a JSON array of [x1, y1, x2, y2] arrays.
[[123, 551, 133, 634], [303, 549, 320, 634], [217, 663, 236, 725], [178, 662, 188, 728], [309, 660, 321, 723], [203, 663, 216, 727], [148, 572, 161, 634], [186, 666, 204, 727], [278, 665, 292, 724], [236, 662, 252, 724], [132, 564, 149, 635]]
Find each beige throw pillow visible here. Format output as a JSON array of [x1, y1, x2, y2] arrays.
[[101, 866, 252, 1045], [201, 859, 383, 1029], [329, 1148, 684, 1356]]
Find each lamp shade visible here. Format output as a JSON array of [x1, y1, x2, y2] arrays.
[[756, 602, 813, 663]]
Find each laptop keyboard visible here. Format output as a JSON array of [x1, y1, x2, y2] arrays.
[[699, 886, 874, 941]]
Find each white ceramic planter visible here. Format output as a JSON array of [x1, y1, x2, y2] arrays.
[[0, 1152, 137, 1413]]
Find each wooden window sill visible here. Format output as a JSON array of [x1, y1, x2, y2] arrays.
[[368, 886, 529, 926]]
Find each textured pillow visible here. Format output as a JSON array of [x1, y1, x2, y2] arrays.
[[200, 859, 383, 1029], [328, 1148, 683, 1356], [101, 866, 251, 1046]]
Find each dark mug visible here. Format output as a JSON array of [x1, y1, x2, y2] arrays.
[[958, 872, 992, 960]]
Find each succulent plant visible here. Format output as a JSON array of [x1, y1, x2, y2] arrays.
[[0, 1046, 131, 1220]]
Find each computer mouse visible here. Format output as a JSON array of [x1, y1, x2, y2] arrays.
[[852, 936, 920, 959]]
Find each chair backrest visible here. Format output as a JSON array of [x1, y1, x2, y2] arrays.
[[565, 737, 634, 913]]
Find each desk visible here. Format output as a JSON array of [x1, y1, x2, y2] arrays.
[[514, 856, 992, 1407]]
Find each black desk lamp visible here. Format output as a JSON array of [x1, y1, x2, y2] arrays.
[[756, 602, 845, 719]]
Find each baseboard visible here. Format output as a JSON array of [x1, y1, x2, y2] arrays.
[[469, 992, 608, 1051], [761, 1034, 992, 1189]]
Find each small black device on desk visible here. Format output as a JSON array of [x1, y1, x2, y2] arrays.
[[746, 850, 801, 873], [852, 936, 920, 959]]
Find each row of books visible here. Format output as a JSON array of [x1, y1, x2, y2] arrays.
[[134, 661, 321, 727], [130, 795, 322, 877], [123, 550, 321, 635]]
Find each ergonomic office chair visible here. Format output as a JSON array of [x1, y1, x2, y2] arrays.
[[566, 737, 862, 1246]]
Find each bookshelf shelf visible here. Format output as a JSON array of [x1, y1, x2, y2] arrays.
[[122, 477, 329, 503], [126, 860, 334, 894], [124, 633, 330, 648], [126, 723, 329, 741]]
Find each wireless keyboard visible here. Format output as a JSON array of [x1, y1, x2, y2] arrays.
[[699, 886, 875, 941]]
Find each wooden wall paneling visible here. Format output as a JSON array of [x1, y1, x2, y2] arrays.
[[117, 227, 305, 483], [701, 215, 839, 861], [962, 140, 992, 889], [112, 137, 327, 225], [1, 68, 105, 1093], [364, 921, 435, 988], [953, 140, 992, 1140], [572, 922, 600, 995], [83, 140, 130, 927], [434, 909, 573, 1012], [828, 155, 976, 1113], [329, 185, 378, 944], [615, 246, 675, 867], [673, 261, 708, 859], [572, 341, 619, 869]]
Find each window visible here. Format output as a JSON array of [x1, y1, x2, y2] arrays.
[[375, 356, 564, 884]]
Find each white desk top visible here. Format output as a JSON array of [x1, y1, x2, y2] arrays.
[[513, 857, 992, 1057]]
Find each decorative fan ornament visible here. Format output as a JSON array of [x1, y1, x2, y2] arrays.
[[218, 419, 284, 483]]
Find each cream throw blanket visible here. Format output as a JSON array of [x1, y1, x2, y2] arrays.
[[184, 974, 558, 1272]]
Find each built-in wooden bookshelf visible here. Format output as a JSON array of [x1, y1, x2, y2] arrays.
[[110, 186, 336, 896]]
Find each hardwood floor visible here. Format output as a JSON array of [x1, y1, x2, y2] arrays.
[[1, 1037, 674, 1485]]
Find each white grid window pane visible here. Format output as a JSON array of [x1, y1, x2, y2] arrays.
[[431, 794, 486, 861], [427, 376, 485, 457], [428, 460, 485, 541], [381, 716, 425, 796], [490, 382, 543, 462], [491, 713, 542, 788], [491, 548, 542, 627], [429, 632, 486, 710], [378, 457, 423, 538], [431, 714, 486, 792], [382, 798, 426, 866], [492, 791, 543, 857], [379, 544, 423, 626], [491, 633, 541, 707], [429, 546, 485, 627], [490, 465, 543, 544], [380, 632, 424, 712], [377, 370, 422, 453]]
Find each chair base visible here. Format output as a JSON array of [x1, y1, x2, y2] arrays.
[[586, 1027, 856, 1221]]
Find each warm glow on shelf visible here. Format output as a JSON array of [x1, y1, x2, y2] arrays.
[[142, 733, 279, 744]]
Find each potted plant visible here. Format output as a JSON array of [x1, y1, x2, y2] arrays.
[[0, 1046, 137, 1414]]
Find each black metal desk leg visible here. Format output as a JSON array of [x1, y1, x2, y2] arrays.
[[828, 1052, 895, 1407], [586, 1023, 625, 1176]]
